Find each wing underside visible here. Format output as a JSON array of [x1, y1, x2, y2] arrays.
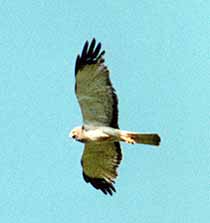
[[81, 142, 122, 195], [75, 38, 119, 128]]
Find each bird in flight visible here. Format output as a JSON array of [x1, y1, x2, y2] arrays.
[[69, 38, 161, 195]]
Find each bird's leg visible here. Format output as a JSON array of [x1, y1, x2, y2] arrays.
[[120, 132, 136, 144], [98, 135, 113, 142]]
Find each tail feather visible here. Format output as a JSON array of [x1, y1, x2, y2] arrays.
[[126, 132, 161, 146]]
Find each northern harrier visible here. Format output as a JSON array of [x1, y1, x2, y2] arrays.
[[69, 38, 161, 195]]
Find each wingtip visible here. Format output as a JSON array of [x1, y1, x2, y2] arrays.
[[75, 54, 80, 75], [81, 41, 89, 58], [91, 37, 96, 43], [75, 38, 105, 75]]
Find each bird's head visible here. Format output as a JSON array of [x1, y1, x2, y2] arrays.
[[69, 126, 83, 141]]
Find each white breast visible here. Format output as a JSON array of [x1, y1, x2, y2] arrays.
[[85, 128, 108, 141]]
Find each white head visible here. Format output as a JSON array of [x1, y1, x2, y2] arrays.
[[69, 126, 84, 141]]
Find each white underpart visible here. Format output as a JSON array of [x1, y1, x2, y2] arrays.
[[85, 128, 108, 141]]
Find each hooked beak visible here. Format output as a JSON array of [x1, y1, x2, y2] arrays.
[[69, 131, 76, 139]]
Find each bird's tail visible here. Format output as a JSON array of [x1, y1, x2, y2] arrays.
[[120, 131, 161, 146]]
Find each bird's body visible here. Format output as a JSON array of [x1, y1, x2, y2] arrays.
[[70, 38, 161, 195], [71, 125, 119, 143], [71, 125, 160, 145]]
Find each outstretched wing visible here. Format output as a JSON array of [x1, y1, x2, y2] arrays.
[[81, 142, 122, 195], [75, 38, 119, 128]]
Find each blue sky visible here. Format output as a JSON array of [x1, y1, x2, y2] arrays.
[[0, 1, 209, 222]]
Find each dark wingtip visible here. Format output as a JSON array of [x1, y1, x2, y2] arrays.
[[82, 172, 116, 196], [75, 55, 80, 75], [87, 38, 96, 57], [81, 41, 89, 59], [75, 38, 105, 75], [92, 42, 101, 58]]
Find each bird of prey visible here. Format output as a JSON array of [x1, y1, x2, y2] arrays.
[[69, 38, 161, 195]]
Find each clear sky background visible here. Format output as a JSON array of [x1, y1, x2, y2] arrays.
[[0, 1, 209, 222]]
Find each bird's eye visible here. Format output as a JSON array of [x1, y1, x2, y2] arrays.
[[72, 135, 76, 139]]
